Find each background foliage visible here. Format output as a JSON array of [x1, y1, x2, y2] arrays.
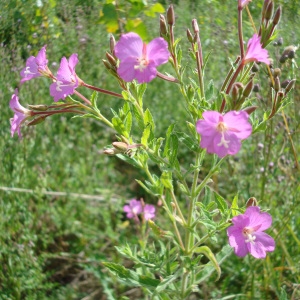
[[0, 0, 299, 299]]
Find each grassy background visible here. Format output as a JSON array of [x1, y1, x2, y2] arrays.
[[0, 0, 299, 299]]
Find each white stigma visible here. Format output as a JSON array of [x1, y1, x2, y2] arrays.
[[134, 57, 148, 72]]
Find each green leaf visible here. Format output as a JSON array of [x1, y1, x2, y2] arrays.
[[112, 116, 129, 138], [163, 124, 175, 158], [176, 132, 199, 152], [144, 108, 155, 131], [169, 134, 178, 166], [213, 191, 228, 213], [132, 105, 144, 132], [116, 154, 141, 169], [195, 246, 221, 281], [205, 79, 214, 101], [231, 194, 239, 217], [103, 262, 160, 288], [160, 171, 173, 189], [90, 91, 100, 112], [141, 125, 151, 146], [144, 3, 165, 17]]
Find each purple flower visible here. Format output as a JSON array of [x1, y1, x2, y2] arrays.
[[114, 32, 170, 83], [243, 34, 270, 65], [10, 89, 32, 138], [143, 204, 156, 220], [50, 53, 80, 102], [227, 206, 275, 259], [123, 199, 143, 219], [196, 111, 252, 158], [20, 46, 51, 83]]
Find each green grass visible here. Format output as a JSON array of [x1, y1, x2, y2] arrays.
[[0, 0, 299, 299]]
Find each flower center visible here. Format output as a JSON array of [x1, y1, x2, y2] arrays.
[[243, 227, 256, 244], [134, 57, 149, 72], [216, 121, 230, 148], [216, 121, 227, 132]]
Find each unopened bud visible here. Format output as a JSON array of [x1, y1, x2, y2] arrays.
[[272, 6, 282, 25], [251, 62, 259, 72], [274, 76, 281, 92], [284, 79, 296, 94], [28, 104, 49, 111], [192, 19, 199, 33], [112, 142, 128, 151], [243, 80, 254, 98], [106, 51, 117, 66], [273, 68, 281, 77], [186, 28, 194, 43], [102, 59, 111, 70], [110, 35, 116, 54], [265, 1, 274, 21], [103, 149, 116, 155], [243, 106, 258, 115], [231, 82, 243, 102], [27, 115, 47, 126], [167, 5, 175, 26], [262, 0, 271, 16], [253, 84, 260, 92], [281, 79, 290, 89], [288, 50, 295, 59], [246, 197, 258, 208], [279, 55, 288, 64], [160, 14, 168, 36]]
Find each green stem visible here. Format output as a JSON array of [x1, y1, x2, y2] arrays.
[[170, 189, 186, 225]]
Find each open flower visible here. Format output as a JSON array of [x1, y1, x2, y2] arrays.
[[143, 204, 156, 220], [10, 89, 32, 138], [114, 32, 170, 83], [227, 206, 275, 258], [50, 53, 80, 102], [123, 199, 143, 219], [20, 46, 52, 83], [196, 110, 252, 157], [242, 34, 270, 65]]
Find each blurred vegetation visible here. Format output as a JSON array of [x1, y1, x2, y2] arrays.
[[0, 0, 299, 299]]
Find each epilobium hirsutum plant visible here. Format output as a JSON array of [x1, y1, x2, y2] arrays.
[[10, 0, 295, 298]]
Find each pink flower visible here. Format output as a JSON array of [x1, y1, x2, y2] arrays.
[[123, 199, 143, 219], [20, 46, 51, 83], [196, 111, 252, 158], [50, 53, 80, 102], [143, 204, 156, 220], [227, 206, 275, 259], [238, 0, 252, 9], [243, 34, 270, 65], [114, 32, 170, 83], [9, 89, 32, 138]]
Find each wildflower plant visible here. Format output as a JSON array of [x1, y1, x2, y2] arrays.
[[9, 1, 296, 298]]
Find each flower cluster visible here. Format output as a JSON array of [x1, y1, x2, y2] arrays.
[[123, 199, 156, 221], [227, 206, 275, 258]]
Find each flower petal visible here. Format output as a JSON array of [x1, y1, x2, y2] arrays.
[[245, 206, 272, 231], [147, 37, 170, 66], [115, 32, 143, 61]]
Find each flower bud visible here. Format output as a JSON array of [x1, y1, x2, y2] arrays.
[[272, 6, 282, 25], [28, 104, 49, 111], [253, 84, 260, 92], [246, 197, 258, 208], [112, 141, 128, 151], [262, 0, 271, 17], [186, 28, 194, 43], [284, 79, 296, 94], [243, 106, 258, 115], [192, 19, 199, 33], [102, 59, 112, 70], [103, 148, 116, 155], [281, 79, 290, 89], [110, 34, 116, 55], [231, 82, 243, 102], [277, 37, 283, 46], [167, 5, 175, 26], [243, 80, 254, 98], [273, 68, 281, 78], [160, 14, 168, 36], [279, 55, 288, 64], [106, 51, 117, 66], [274, 76, 281, 92], [288, 50, 295, 59], [27, 115, 47, 126], [265, 1, 274, 21]]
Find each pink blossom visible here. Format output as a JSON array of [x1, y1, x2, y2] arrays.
[[9, 89, 32, 138], [196, 111, 252, 158], [238, 0, 252, 9], [143, 204, 156, 220], [243, 34, 270, 65], [114, 32, 170, 83], [227, 206, 275, 258], [20, 46, 51, 83], [50, 53, 80, 102], [123, 199, 143, 219]]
